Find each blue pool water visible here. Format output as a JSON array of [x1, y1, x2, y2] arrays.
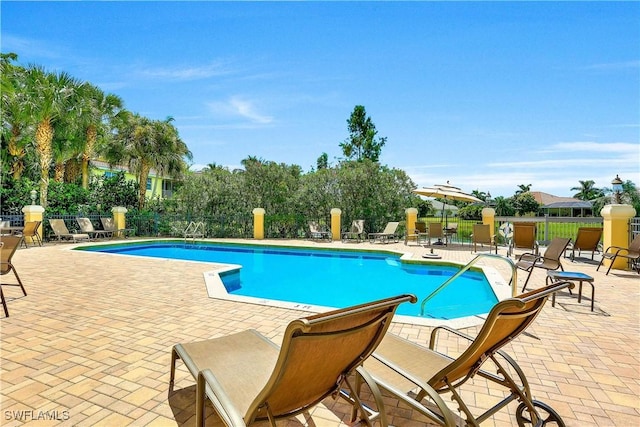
[[79, 242, 498, 320]]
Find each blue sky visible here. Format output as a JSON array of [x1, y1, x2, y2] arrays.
[[2, 1, 639, 198]]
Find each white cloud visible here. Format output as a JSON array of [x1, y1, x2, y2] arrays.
[[138, 61, 232, 81], [207, 96, 273, 125], [548, 141, 639, 154]]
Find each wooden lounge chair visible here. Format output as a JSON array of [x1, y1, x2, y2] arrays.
[[100, 217, 134, 238], [508, 222, 538, 258], [361, 281, 574, 427], [0, 236, 27, 317], [308, 220, 331, 241], [514, 237, 571, 292], [368, 221, 399, 243], [597, 234, 640, 275], [76, 217, 112, 240], [470, 223, 497, 254], [342, 219, 365, 242], [566, 227, 602, 261], [17, 220, 42, 248], [170, 294, 422, 427], [49, 219, 91, 243]]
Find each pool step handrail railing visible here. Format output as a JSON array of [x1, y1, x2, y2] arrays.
[[184, 221, 205, 240], [420, 254, 517, 316]]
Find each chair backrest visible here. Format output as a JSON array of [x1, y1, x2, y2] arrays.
[[428, 281, 572, 391], [0, 235, 22, 275], [244, 294, 416, 423], [381, 222, 399, 234], [629, 235, 640, 255], [447, 223, 458, 231], [76, 218, 96, 233], [100, 217, 116, 232], [472, 224, 491, 244], [49, 219, 70, 235], [429, 222, 443, 238], [543, 237, 572, 262], [415, 222, 427, 233], [512, 222, 537, 250], [22, 221, 41, 236], [352, 220, 364, 234], [573, 227, 602, 251]]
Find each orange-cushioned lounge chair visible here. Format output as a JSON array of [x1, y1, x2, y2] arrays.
[[169, 294, 442, 427], [0, 235, 27, 317], [597, 234, 640, 275], [360, 281, 574, 427]]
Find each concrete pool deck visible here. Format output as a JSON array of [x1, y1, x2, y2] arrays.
[[1, 238, 638, 426]]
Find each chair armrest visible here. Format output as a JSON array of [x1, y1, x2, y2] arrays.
[[516, 252, 541, 262], [603, 245, 628, 255], [429, 325, 475, 350], [198, 369, 247, 427]]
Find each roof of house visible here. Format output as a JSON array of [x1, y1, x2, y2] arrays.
[[528, 191, 592, 208]]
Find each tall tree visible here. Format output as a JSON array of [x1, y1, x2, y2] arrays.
[[339, 105, 386, 162], [570, 180, 603, 200], [514, 184, 532, 196], [23, 66, 79, 206]]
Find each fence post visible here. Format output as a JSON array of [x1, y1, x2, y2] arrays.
[[253, 208, 265, 240], [544, 214, 550, 242], [22, 204, 45, 244], [330, 208, 342, 241], [112, 207, 128, 238], [601, 204, 636, 271], [482, 207, 496, 238]]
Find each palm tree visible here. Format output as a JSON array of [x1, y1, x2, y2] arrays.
[[514, 184, 531, 196], [76, 84, 124, 189], [23, 66, 79, 206], [570, 180, 603, 200], [107, 113, 192, 209]]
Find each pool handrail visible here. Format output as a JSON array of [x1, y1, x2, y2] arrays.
[[420, 253, 517, 316]]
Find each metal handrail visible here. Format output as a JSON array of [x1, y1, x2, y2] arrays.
[[420, 253, 518, 316]]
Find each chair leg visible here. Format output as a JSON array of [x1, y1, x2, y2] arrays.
[[521, 269, 534, 293], [0, 286, 9, 317], [12, 267, 27, 296]]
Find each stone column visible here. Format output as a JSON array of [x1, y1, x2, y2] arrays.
[[482, 207, 496, 238], [22, 204, 45, 244], [330, 208, 342, 241], [112, 207, 128, 238], [601, 204, 636, 271], [405, 207, 418, 244], [252, 208, 265, 240]]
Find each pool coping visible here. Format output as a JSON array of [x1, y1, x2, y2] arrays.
[[75, 238, 513, 329]]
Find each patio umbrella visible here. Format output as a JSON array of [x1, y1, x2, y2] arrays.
[[413, 182, 482, 229]]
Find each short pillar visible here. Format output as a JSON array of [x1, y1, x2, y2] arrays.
[[253, 208, 265, 240], [405, 207, 418, 241], [330, 208, 342, 241], [22, 204, 45, 244], [482, 208, 496, 238], [601, 204, 636, 271], [112, 206, 128, 238]]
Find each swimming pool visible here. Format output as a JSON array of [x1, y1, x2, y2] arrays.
[[79, 240, 501, 322]]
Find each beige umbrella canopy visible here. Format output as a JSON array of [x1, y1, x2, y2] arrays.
[[413, 182, 482, 227]]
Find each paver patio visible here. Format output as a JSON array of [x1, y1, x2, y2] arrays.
[[1, 238, 638, 426]]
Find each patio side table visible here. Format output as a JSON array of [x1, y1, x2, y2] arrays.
[[546, 270, 595, 311]]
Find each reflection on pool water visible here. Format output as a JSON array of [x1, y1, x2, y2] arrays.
[[80, 241, 499, 321]]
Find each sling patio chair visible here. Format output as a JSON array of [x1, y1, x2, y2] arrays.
[[76, 217, 112, 240], [427, 222, 445, 246], [169, 294, 423, 427], [508, 222, 539, 258], [100, 217, 134, 238], [566, 227, 602, 261], [17, 220, 42, 248], [308, 220, 331, 241], [0, 235, 27, 317], [342, 219, 365, 243], [597, 234, 640, 275], [471, 223, 497, 254], [368, 221, 400, 244], [360, 281, 574, 427], [49, 219, 91, 243], [405, 221, 428, 246], [513, 237, 571, 292]]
